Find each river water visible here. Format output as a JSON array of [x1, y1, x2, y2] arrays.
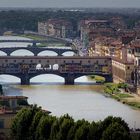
[[0, 36, 140, 129]]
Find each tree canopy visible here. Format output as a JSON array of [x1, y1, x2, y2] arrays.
[[10, 106, 131, 140]]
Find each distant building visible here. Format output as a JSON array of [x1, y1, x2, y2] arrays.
[[88, 37, 122, 58], [79, 19, 115, 49], [0, 96, 28, 139], [38, 19, 73, 38], [129, 39, 140, 66], [112, 58, 134, 83], [110, 17, 127, 31], [38, 21, 48, 35], [0, 95, 51, 139]]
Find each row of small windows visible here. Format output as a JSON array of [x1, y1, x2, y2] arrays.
[[3, 60, 106, 64]]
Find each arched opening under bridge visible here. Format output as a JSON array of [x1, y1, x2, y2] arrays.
[[37, 50, 58, 56], [0, 51, 7, 56], [0, 74, 20, 84], [30, 74, 64, 84], [10, 49, 34, 56]]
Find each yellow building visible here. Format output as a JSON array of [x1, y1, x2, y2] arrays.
[[0, 111, 16, 139], [112, 58, 134, 83], [0, 96, 28, 139]]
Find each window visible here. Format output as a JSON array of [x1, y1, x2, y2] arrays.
[[139, 59, 140, 66], [127, 66, 130, 70], [11, 100, 16, 108], [0, 119, 4, 128], [104, 60, 107, 63], [96, 60, 98, 64]]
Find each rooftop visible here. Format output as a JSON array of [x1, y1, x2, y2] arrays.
[[0, 96, 28, 100], [131, 39, 140, 48]]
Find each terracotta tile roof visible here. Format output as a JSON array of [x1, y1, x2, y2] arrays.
[[112, 57, 134, 65], [0, 96, 28, 100], [131, 39, 140, 48]]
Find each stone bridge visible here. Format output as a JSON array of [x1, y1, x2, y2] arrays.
[[0, 56, 113, 85], [0, 39, 72, 47], [0, 47, 78, 56]]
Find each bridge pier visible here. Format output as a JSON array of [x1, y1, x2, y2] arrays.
[[104, 74, 113, 83], [34, 53, 38, 56], [21, 75, 30, 85], [7, 53, 11, 56], [65, 74, 75, 85], [32, 42, 37, 47]]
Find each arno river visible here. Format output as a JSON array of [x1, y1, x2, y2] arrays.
[[0, 36, 140, 129]]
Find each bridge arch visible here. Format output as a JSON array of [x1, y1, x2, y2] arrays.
[[10, 49, 34, 56], [0, 51, 7, 56], [0, 74, 20, 83], [30, 74, 64, 83], [62, 51, 75, 56], [64, 73, 113, 85], [37, 50, 58, 56], [75, 75, 106, 83]]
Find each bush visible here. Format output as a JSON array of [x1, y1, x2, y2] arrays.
[[118, 83, 128, 90]]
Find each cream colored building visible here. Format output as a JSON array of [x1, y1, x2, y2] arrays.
[[112, 58, 134, 83], [0, 112, 16, 139], [38, 19, 73, 38]]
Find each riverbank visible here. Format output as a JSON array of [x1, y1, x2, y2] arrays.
[[19, 34, 65, 47], [104, 83, 140, 110], [88, 75, 105, 83]]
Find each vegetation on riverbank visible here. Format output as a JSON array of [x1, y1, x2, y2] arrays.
[[20, 34, 45, 40], [90, 75, 105, 83], [104, 83, 140, 110], [19, 34, 65, 47], [10, 105, 131, 140]]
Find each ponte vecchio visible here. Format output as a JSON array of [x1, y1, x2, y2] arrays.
[[0, 56, 112, 85]]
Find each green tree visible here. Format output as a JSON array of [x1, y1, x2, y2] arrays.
[[74, 121, 90, 140], [35, 115, 56, 140], [49, 119, 60, 140], [102, 116, 129, 133], [29, 110, 46, 140], [10, 105, 41, 140], [67, 119, 89, 140], [11, 108, 27, 140], [87, 121, 100, 140], [101, 122, 131, 140], [57, 117, 74, 140]]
